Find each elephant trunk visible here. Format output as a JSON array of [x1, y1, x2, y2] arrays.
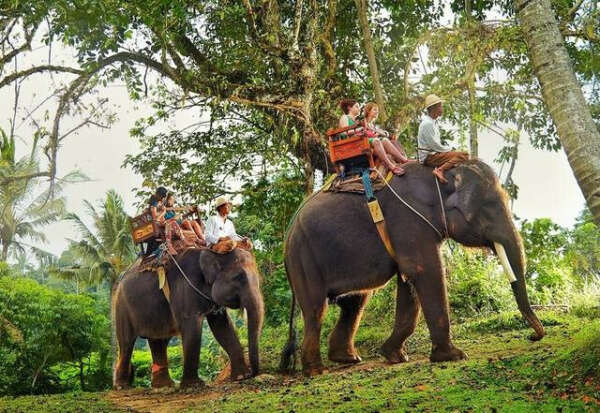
[[243, 288, 264, 376], [495, 234, 545, 341]]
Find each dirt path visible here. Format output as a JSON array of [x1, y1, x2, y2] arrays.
[[106, 329, 561, 413], [106, 355, 431, 412]]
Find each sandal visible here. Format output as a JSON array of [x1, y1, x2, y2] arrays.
[[432, 167, 448, 183], [391, 165, 405, 176]]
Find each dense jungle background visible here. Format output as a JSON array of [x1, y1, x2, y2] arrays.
[[0, 0, 599, 411]]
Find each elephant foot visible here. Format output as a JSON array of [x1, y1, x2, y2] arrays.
[[302, 364, 327, 377], [430, 344, 467, 363], [180, 377, 205, 389], [380, 343, 409, 364], [151, 366, 175, 389], [328, 349, 362, 365], [113, 382, 132, 391], [231, 367, 251, 381]]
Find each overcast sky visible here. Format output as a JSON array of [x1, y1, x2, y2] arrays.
[[1, 27, 587, 259]]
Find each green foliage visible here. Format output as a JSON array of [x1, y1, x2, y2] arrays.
[[444, 244, 514, 318], [460, 310, 565, 334], [565, 208, 600, 286], [131, 342, 223, 387], [235, 170, 305, 326], [520, 218, 575, 304], [0, 275, 110, 395], [51, 190, 136, 292]]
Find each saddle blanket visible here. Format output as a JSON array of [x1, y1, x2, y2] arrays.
[[322, 163, 393, 194]]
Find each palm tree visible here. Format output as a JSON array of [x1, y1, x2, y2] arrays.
[[515, 0, 600, 226], [51, 190, 136, 359], [0, 130, 69, 261]]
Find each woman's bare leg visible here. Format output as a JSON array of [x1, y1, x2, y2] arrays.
[[382, 138, 408, 163], [372, 139, 404, 175]]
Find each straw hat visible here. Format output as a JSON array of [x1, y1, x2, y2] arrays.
[[424, 94, 445, 109], [214, 196, 231, 210]]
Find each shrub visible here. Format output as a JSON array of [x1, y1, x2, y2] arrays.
[[0, 275, 110, 395]]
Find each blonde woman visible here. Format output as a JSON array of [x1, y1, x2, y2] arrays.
[[364, 102, 408, 175]]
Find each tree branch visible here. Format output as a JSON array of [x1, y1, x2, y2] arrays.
[[0, 65, 83, 88]]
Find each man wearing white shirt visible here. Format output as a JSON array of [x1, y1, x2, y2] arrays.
[[205, 196, 243, 246], [417, 94, 469, 183]]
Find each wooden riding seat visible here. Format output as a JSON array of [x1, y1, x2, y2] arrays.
[[130, 206, 204, 255], [326, 121, 375, 174]]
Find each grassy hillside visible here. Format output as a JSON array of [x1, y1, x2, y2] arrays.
[[1, 309, 599, 412]]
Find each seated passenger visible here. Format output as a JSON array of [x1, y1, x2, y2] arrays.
[[164, 193, 206, 246], [148, 186, 178, 255], [338, 98, 404, 175], [338, 98, 361, 129], [205, 196, 247, 247], [364, 102, 409, 175], [418, 94, 469, 183]]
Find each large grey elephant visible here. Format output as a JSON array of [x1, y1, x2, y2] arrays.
[[113, 248, 263, 389], [281, 160, 544, 376]]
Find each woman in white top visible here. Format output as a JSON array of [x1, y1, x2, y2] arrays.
[[364, 102, 409, 168], [204, 196, 243, 246]]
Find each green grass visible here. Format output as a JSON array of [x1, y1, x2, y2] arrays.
[[1, 310, 599, 412], [0, 392, 124, 413]]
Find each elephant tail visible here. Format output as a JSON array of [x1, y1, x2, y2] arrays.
[[279, 290, 298, 373]]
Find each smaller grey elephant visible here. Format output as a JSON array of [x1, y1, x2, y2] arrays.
[[113, 248, 264, 389]]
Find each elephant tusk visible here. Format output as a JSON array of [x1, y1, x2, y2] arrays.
[[494, 242, 517, 283]]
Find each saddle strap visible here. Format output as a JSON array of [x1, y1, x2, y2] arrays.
[[157, 266, 171, 303], [367, 199, 397, 259]]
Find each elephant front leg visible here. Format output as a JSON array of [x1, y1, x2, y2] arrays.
[[180, 316, 205, 388], [411, 251, 467, 362], [148, 338, 175, 388], [381, 275, 420, 364], [206, 310, 249, 380], [328, 292, 371, 364]]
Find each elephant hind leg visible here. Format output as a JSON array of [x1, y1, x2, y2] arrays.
[[299, 295, 328, 376], [148, 338, 175, 388], [328, 292, 371, 364], [381, 275, 420, 364], [114, 320, 136, 390]]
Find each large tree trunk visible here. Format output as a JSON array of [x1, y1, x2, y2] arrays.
[[355, 0, 387, 121], [515, 0, 600, 226]]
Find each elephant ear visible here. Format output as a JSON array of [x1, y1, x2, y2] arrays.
[[199, 251, 222, 284], [446, 169, 482, 223]]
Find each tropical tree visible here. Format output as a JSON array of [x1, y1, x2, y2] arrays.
[[514, 0, 600, 226], [0, 130, 73, 261], [51, 190, 136, 359]]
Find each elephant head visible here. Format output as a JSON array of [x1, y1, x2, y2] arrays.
[[445, 161, 545, 340], [200, 249, 264, 375]]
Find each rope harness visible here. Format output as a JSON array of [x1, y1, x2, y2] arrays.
[[371, 168, 448, 251], [164, 247, 223, 314]]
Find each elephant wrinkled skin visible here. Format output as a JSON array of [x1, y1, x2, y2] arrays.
[[281, 160, 544, 376], [113, 248, 264, 389]]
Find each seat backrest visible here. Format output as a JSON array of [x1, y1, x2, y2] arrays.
[[130, 209, 162, 244], [326, 121, 374, 172]]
